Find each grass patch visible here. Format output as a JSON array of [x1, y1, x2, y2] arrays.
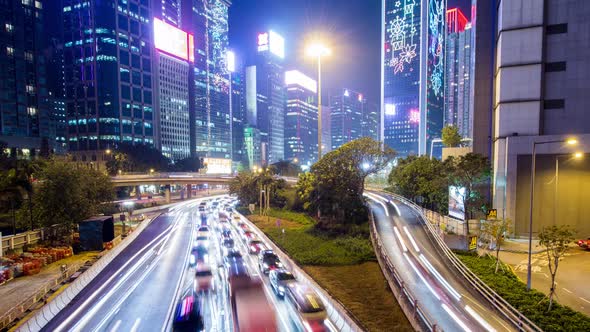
[[246, 209, 375, 265], [455, 251, 590, 332], [305, 263, 412, 332]]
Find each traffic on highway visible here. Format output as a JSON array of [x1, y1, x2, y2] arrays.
[[38, 195, 339, 332]]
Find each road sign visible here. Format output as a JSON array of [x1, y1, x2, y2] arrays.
[[486, 209, 497, 220], [469, 236, 478, 251]]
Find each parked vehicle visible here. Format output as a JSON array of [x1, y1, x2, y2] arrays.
[[577, 237, 590, 249]]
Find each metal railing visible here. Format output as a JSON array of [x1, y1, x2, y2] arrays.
[[233, 210, 365, 332], [368, 212, 438, 332], [386, 192, 542, 332], [1, 231, 44, 257]]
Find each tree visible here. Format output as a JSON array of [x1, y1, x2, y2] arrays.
[[449, 153, 491, 221], [298, 137, 396, 227], [271, 160, 300, 177], [229, 169, 287, 209], [538, 225, 576, 311], [442, 125, 462, 147], [388, 155, 452, 214], [27, 159, 114, 238], [480, 218, 513, 273]]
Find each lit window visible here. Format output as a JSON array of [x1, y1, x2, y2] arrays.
[[26, 85, 35, 94], [6, 47, 14, 56], [5, 23, 13, 32], [27, 107, 37, 116]]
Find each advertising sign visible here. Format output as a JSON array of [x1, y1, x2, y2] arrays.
[[153, 18, 194, 63], [285, 70, 317, 93], [448, 186, 465, 220]]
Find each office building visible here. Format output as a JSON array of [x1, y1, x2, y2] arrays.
[[381, 0, 446, 157], [230, 62, 247, 169], [0, 0, 51, 155], [246, 30, 286, 165], [492, 0, 590, 236], [362, 101, 380, 141], [284, 70, 318, 167], [330, 89, 363, 150], [244, 126, 261, 169], [60, 0, 156, 166], [192, 0, 232, 173], [444, 8, 473, 141]]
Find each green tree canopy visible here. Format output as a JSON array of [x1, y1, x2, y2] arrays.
[[449, 153, 491, 219], [539, 225, 576, 311], [442, 125, 462, 147], [298, 137, 396, 227], [229, 168, 287, 208]]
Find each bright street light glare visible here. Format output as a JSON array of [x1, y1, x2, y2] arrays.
[[574, 152, 583, 159], [306, 43, 331, 57], [566, 138, 578, 145]]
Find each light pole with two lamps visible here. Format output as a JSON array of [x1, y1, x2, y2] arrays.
[[526, 138, 578, 290]]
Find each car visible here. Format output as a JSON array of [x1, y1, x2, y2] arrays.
[[194, 235, 209, 248], [198, 206, 206, 213], [194, 264, 214, 292], [221, 238, 235, 255], [577, 237, 590, 249], [191, 246, 209, 265], [224, 249, 244, 268], [269, 269, 296, 298], [173, 291, 204, 332], [242, 230, 256, 242], [219, 227, 232, 240], [197, 226, 209, 237], [248, 239, 266, 254], [258, 250, 282, 274], [232, 215, 241, 223], [199, 213, 208, 226], [285, 284, 328, 332]]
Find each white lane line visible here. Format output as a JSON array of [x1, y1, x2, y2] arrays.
[[130, 318, 141, 332], [403, 253, 440, 300], [465, 305, 497, 332], [419, 254, 461, 301], [109, 320, 122, 332], [580, 297, 590, 304], [442, 303, 472, 332], [562, 288, 573, 294], [393, 226, 409, 252], [324, 319, 337, 332], [403, 226, 420, 252], [388, 199, 402, 215]]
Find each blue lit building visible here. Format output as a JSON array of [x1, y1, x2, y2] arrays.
[[330, 89, 364, 150], [60, 0, 156, 165], [382, 0, 446, 157], [284, 70, 318, 167]]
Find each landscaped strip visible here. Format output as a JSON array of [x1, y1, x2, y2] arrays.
[[241, 208, 413, 332], [455, 251, 590, 332]]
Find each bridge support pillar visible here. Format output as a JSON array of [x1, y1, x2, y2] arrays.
[[165, 184, 171, 204], [187, 184, 192, 198], [135, 186, 141, 199]]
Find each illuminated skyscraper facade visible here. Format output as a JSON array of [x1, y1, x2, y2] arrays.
[[192, 0, 232, 172], [444, 8, 473, 141], [330, 89, 364, 150], [362, 101, 380, 141], [382, 0, 446, 157], [284, 70, 318, 167]]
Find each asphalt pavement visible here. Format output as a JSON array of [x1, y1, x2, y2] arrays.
[[366, 191, 514, 332]]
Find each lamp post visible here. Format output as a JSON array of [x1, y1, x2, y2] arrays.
[[307, 43, 330, 161], [526, 138, 577, 290]]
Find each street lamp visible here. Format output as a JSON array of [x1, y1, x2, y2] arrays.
[[526, 138, 578, 290], [149, 168, 155, 175], [306, 42, 330, 161], [293, 158, 298, 164]]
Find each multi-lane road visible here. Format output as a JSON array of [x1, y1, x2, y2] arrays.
[[366, 191, 514, 332], [40, 196, 339, 332]]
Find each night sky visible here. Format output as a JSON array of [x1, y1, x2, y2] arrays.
[[229, 0, 470, 103]]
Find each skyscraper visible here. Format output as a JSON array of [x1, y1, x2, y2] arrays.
[[246, 30, 286, 165], [230, 65, 247, 169], [61, 0, 156, 164], [0, 0, 51, 155], [382, 0, 446, 157], [330, 89, 363, 150], [362, 101, 380, 141], [192, 0, 232, 173], [284, 70, 318, 167], [444, 8, 473, 140]]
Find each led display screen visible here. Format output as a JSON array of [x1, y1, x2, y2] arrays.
[[153, 18, 194, 63]]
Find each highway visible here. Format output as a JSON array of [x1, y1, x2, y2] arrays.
[[365, 191, 514, 332], [40, 195, 336, 332]]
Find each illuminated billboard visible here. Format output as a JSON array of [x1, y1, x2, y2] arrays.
[[257, 30, 285, 59], [226, 50, 236, 72], [285, 70, 317, 93], [153, 18, 194, 63], [449, 186, 466, 220], [204, 158, 232, 175]]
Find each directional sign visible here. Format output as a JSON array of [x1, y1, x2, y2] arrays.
[[469, 236, 478, 251], [486, 209, 498, 220]]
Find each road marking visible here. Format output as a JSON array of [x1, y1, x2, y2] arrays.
[[403, 226, 420, 252], [403, 253, 440, 300], [393, 226, 408, 252], [388, 199, 402, 215], [465, 305, 496, 332], [109, 320, 121, 332], [580, 297, 590, 304], [562, 288, 572, 294], [419, 254, 461, 301], [442, 303, 472, 332], [130, 318, 141, 332]]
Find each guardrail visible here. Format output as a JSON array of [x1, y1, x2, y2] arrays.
[[368, 211, 437, 332], [1, 231, 44, 257], [16, 212, 161, 332], [386, 192, 542, 332], [0, 262, 84, 331], [233, 210, 365, 332]]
